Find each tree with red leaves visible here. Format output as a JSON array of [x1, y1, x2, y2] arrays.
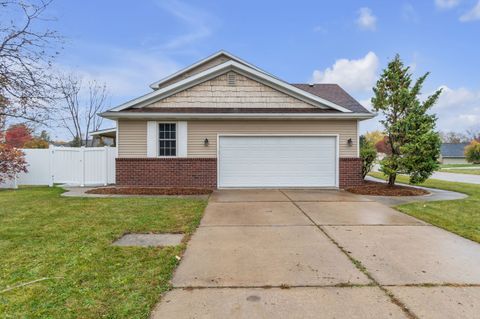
[[0, 144, 27, 184], [375, 136, 392, 155], [5, 124, 33, 148]]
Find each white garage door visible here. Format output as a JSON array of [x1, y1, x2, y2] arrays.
[[218, 136, 337, 188]]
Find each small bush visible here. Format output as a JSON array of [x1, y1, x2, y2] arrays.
[[360, 136, 377, 179], [465, 140, 480, 164]]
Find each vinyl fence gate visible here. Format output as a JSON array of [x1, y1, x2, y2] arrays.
[[4, 146, 117, 188]]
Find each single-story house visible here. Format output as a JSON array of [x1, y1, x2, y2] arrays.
[[440, 143, 469, 164], [101, 51, 375, 189]]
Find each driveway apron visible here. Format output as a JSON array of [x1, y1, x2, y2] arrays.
[[151, 189, 480, 319]]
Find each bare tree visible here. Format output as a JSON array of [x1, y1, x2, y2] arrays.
[[58, 74, 108, 146], [0, 0, 62, 129], [439, 131, 469, 143], [466, 129, 480, 142]]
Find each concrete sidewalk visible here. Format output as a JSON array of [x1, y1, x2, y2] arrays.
[[430, 171, 480, 185], [151, 189, 480, 319]]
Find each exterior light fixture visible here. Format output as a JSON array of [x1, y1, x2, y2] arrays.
[[204, 138, 209, 146], [347, 138, 353, 146]]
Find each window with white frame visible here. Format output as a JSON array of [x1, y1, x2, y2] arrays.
[[158, 123, 176, 156]]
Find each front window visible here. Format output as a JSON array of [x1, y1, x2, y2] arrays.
[[159, 123, 176, 156]]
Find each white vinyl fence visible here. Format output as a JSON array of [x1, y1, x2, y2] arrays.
[[2, 146, 116, 188]]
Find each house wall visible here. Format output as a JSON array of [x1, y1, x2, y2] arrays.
[[441, 157, 468, 164], [187, 120, 358, 157], [117, 120, 147, 158], [117, 119, 358, 158], [148, 72, 316, 109]]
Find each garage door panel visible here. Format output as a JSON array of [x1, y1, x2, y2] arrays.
[[218, 136, 337, 188]]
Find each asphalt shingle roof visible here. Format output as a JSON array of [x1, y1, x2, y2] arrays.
[[440, 143, 468, 157], [292, 83, 370, 113]]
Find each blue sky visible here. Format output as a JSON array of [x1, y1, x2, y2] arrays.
[[46, 0, 480, 139]]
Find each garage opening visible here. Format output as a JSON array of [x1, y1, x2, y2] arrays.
[[218, 135, 338, 188]]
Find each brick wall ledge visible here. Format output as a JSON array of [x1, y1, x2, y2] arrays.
[[116, 157, 216, 161]]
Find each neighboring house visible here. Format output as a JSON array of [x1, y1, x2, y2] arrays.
[[440, 143, 469, 164], [101, 51, 375, 189], [90, 128, 117, 147]]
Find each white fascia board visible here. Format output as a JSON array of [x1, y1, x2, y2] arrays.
[[100, 111, 375, 121], [110, 60, 353, 113], [148, 50, 275, 89], [89, 128, 117, 136]]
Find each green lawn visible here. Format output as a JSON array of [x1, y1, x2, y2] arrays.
[[439, 169, 480, 175], [0, 187, 207, 318], [370, 172, 480, 243]]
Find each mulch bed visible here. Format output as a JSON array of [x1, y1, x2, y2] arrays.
[[86, 187, 213, 196], [346, 181, 429, 196]]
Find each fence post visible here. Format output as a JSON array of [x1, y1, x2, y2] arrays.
[[49, 145, 54, 187], [104, 146, 108, 186], [80, 147, 85, 187]]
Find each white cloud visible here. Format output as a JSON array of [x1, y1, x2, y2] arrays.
[[402, 4, 420, 22], [312, 52, 379, 93], [57, 44, 180, 100], [434, 85, 477, 109], [313, 25, 327, 33], [432, 85, 480, 131], [356, 7, 377, 31], [435, 0, 461, 9], [460, 1, 480, 21], [155, 0, 217, 49]]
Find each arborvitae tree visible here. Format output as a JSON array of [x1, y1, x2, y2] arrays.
[[372, 54, 442, 186]]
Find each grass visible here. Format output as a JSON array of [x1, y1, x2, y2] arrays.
[[369, 172, 480, 243], [0, 186, 207, 318], [439, 169, 480, 175]]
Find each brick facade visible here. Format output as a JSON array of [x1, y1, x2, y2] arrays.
[[116, 157, 363, 189], [116, 158, 217, 188], [339, 157, 364, 188]]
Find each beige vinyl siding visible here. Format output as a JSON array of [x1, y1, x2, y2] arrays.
[[117, 119, 358, 158], [158, 55, 231, 89], [188, 120, 358, 158], [148, 72, 315, 109], [118, 120, 147, 157]]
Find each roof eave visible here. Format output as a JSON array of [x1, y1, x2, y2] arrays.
[[100, 111, 375, 121]]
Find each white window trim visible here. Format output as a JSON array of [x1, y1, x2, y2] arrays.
[[147, 121, 187, 158]]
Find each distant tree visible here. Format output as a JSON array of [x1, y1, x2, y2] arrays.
[[22, 129, 50, 148], [0, 144, 27, 183], [58, 75, 108, 147], [364, 130, 385, 145], [38, 130, 51, 143], [5, 124, 32, 148], [374, 136, 392, 155], [360, 136, 377, 179], [0, 0, 62, 126], [465, 140, 480, 164], [439, 131, 469, 143], [23, 138, 48, 148], [466, 129, 480, 143], [372, 54, 442, 186]]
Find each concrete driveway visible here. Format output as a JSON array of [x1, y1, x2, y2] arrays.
[[152, 189, 480, 319]]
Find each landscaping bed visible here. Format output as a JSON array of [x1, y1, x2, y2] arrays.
[[346, 181, 429, 196], [86, 187, 213, 195]]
